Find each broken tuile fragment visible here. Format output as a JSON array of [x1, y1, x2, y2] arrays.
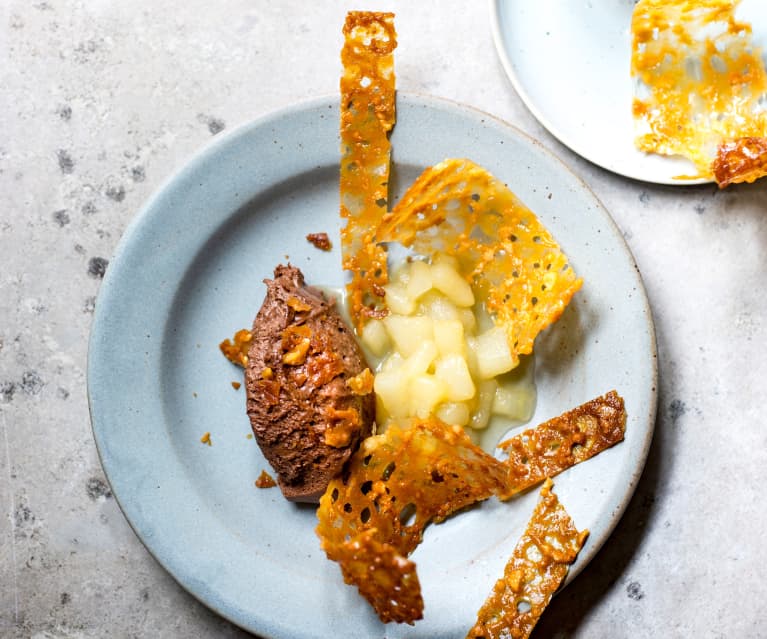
[[466, 479, 588, 639], [498, 390, 626, 499], [631, 0, 767, 185], [339, 11, 397, 330], [334, 528, 424, 625], [316, 416, 509, 624], [712, 137, 767, 188]]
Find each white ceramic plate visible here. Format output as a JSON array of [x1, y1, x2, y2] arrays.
[[490, 0, 767, 185], [88, 94, 657, 639]]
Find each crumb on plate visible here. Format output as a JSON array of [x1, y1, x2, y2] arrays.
[[256, 470, 277, 488], [306, 232, 333, 251]]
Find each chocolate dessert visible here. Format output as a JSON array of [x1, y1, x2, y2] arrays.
[[245, 265, 375, 502]]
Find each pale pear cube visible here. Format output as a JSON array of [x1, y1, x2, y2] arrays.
[[420, 292, 460, 321], [465, 336, 479, 376], [361, 318, 390, 357], [373, 370, 410, 418], [470, 379, 497, 430], [375, 396, 393, 429], [382, 283, 415, 315], [409, 374, 448, 418], [405, 259, 433, 302], [433, 319, 465, 356], [431, 261, 475, 308], [374, 256, 537, 435], [390, 261, 411, 287], [379, 351, 403, 373], [457, 308, 477, 334], [435, 401, 470, 427], [473, 326, 517, 379], [383, 315, 434, 357], [432, 252, 460, 271], [473, 303, 496, 333], [401, 340, 439, 377], [493, 385, 535, 421], [434, 354, 476, 401]]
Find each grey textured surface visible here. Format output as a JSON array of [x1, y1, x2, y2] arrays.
[[1, 1, 766, 638]]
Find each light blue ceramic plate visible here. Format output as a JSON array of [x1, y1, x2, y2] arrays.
[[88, 94, 657, 639]]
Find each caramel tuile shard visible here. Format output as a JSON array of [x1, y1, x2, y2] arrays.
[[713, 137, 767, 188], [498, 390, 627, 499], [467, 479, 588, 639], [339, 11, 397, 330]]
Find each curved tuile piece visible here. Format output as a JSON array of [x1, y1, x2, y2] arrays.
[[316, 416, 509, 624], [378, 158, 583, 368]]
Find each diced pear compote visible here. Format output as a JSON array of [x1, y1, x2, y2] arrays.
[[362, 256, 535, 442]]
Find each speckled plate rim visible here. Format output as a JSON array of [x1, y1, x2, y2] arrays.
[[87, 93, 658, 638], [488, 0, 710, 186]]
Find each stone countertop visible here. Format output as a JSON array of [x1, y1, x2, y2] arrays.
[[1, 1, 765, 637]]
